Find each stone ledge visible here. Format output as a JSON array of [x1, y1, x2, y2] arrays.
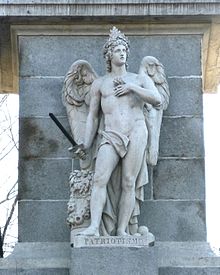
[[0, 242, 70, 269], [1, 1, 220, 17], [157, 242, 220, 267], [158, 242, 220, 274], [0, 241, 219, 275], [159, 267, 220, 275]]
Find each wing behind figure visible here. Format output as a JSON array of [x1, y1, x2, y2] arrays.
[[139, 56, 170, 166], [62, 60, 98, 169]]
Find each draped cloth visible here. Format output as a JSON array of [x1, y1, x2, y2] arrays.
[[97, 130, 149, 236]]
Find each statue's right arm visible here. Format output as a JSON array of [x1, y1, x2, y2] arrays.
[[83, 79, 102, 149]]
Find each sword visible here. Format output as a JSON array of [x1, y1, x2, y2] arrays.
[[49, 113, 85, 159]]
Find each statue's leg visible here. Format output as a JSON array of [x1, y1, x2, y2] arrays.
[[117, 124, 148, 236], [79, 144, 119, 236]]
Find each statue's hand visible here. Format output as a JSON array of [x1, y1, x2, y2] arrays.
[[114, 78, 131, 97], [69, 144, 87, 160], [113, 77, 125, 86]]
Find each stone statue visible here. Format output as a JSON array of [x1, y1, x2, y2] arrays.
[[63, 27, 169, 237]]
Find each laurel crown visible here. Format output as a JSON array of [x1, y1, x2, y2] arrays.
[[104, 26, 130, 50]]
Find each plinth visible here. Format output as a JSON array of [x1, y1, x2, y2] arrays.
[[70, 236, 158, 275]]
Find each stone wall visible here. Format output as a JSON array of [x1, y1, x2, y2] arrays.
[[18, 27, 205, 242]]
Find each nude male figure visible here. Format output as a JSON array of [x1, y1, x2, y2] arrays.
[[78, 30, 161, 236]]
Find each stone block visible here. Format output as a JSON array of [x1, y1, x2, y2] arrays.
[[19, 75, 203, 121], [129, 35, 202, 76], [0, 269, 69, 275], [10, 242, 70, 259], [159, 267, 220, 275], [19, 36, 106, 77], [0, 242, 70, 274], [19, 35, 201, 78], [165, 78, 203, 116], [139, 200, 206, 241], [153, 159, 205, 200], [0, 23, 16, 93], [19, 117, 73, 159], [158, 241, 220, 274], [157, 241, 218, 267], [19, 77, 66, 117], [159, 117, 204, 158], [18, 200, 70, 242], [71, 246, 158, 275], [18, 158, 74, 200]]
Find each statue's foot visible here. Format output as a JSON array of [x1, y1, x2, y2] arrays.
[[77, 226, 100, 237], [116, 229, 129, 236]]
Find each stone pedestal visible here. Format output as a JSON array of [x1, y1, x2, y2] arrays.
[[1, 241, 220, 274], [71, 244, 158, 275]]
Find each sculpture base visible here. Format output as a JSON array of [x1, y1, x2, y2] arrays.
[[71, 234, 155, 248], [70, 236, 158, 275]]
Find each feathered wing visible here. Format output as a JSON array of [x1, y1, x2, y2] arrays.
[[62, 60, 98, 169], [139, 56, 170, 166]]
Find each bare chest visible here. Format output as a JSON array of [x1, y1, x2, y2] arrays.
[[100, 76, 141, 111], [101, 82, 129, 112]]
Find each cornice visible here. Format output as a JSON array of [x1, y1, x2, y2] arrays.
[[1, 1, 220, 18]]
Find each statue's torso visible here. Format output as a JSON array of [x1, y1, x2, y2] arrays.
[[99, 72, 146, 136]]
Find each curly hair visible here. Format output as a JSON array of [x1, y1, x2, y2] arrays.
[[103, 27, 130, 72]]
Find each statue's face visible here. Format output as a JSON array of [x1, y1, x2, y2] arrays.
[[146, 62, 156, 76], [111, 44, 127, 66], [81, 68, 93, 85]]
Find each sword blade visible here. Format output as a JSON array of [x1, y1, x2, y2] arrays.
[[49, 113, 77, 148]]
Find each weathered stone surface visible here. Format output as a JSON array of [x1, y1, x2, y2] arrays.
[[159, 117, 204, 158], [19, 77, 65, 117], [0, 242, 70, 274], [10, 242, 70, 260], [19, 36, 106, 77], [19, 35, 201, 77], [0, 23, 17, 93], [71, 246, 158, 275], [20, 73, 202, 120], [1, 1, 220, 18], [19, 158, 73, 200], [165, 78, 203, 116], [157, 241, 219, 267], [129, 35, 201, 76], [204, 22, 220, 93], [19, 117, 72, 159], [0, 269, 69, 275], [140, 200, 206, 241], [1, 241, 220, 275], [18, 200, 69, 242], [153, 159, 205, 200], [159, 267, 220, 275], [158, 242, 220, 275]]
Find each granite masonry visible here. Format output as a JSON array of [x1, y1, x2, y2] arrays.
[[1, 1, 220, 274]]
